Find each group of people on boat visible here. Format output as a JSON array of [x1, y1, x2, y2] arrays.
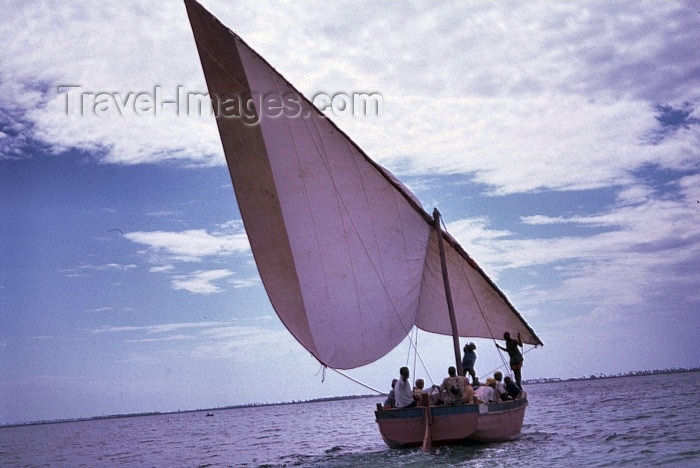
[[461, 332, 525, 388], [382, 331, 525, 409]]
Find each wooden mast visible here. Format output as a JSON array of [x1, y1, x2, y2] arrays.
[[433, 208, 463, 376]]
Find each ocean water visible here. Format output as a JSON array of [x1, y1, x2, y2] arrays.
[[1, 372, 699, 467]]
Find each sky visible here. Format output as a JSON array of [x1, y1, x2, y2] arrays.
[[1, 0, 699, 425]]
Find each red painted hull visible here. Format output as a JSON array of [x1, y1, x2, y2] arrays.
[[375, 396, 527, 448]]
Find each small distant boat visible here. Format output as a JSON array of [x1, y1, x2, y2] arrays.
[[205, 413, 214, 417], [185, 0, 543, 450]]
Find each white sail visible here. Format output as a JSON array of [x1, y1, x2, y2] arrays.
[[186, 0, 542, 370], [416, 230, 538, 341]]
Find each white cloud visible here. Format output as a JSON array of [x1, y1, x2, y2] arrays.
[[192, 326, 296, 360], [92, 321, 229, 335], [360, 94, 698, 195], [678, 173, 700, 200], [449, 184, 700, 323], [89, 320, 295, 362], [125, 335, 194, 343], [125, 226, 250, 263], [229, 277, 261, 289], [171, 269, 235, 294], [123, 222, 254, 293], [59, 263, 137, 277], [1, 1, 223, 164], [1, 1, 697, 196]]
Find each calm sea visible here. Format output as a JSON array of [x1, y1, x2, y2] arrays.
[[1, 372, 699, 467]]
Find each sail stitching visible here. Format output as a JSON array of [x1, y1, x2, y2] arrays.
[[301, 109, 373, 363], [266, 75, 332, 364], [297, 108, 437, 377], [299, 106, 417, 345]]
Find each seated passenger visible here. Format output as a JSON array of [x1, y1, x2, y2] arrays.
[[461, 375, 475, 404], [383, 379, 398, 408], [413, 378, 426, 404], [504, 376, 522, 399], [493, 371, 510, 401], [440, 366, 466, 405], [394, 366, 417, 409], [429, 384, 443, 405], [474, 377, 498, 403]]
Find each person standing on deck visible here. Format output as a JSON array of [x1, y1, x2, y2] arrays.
[[497, 332, 524, 389], [394, 367, 417, 408], [461, 342, 478, 385]]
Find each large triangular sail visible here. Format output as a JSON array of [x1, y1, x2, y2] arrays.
[[185, 0, 542, 370]]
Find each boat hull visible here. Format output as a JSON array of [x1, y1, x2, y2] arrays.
[[375, 396, 527, 448]]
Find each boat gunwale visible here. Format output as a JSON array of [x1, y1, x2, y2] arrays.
[[374, 395, 528, 420]]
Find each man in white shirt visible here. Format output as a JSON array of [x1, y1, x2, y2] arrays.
[[394, 366, 417, 408]]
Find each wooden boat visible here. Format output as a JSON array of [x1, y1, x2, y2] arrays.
[[184, 0, 543, 450], [376, 396, 528, 448]]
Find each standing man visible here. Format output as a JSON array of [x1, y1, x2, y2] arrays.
[[497, 332, 524, 389], [394, 366, 417, 408], [462, 342, 478, 385]]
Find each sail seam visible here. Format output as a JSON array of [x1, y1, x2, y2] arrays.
[[299, 107, 367, 364], [299, 104, 419, 348], [259, 66, 328, 364]]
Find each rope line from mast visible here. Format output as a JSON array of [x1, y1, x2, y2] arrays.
[[408, 327, 436, 387], [481, 345, 538, 380], [326, 366, 385, 395], [440, 215, 512, 379], [405, 327, 414, 367]]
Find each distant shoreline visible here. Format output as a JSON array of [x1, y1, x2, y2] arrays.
[[521, 366, 700, 385], [3, 367, 697, 428]]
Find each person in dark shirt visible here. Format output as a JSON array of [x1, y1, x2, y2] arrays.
[[497, 332, 524, 388], [383, 379, 398, 408], [504, 376, 522, 399], [461, 342, 478, 385]]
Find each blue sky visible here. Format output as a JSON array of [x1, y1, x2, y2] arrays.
[[1, 0, 699, 425]]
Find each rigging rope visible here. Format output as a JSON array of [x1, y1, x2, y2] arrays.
[[405, 327, 414, 366], [482, 345, 538, 380], [409, 327, 436, 386], [440, 215, 513, 380], [326, 366, 385, 395], [413, 327, 418, 377]]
